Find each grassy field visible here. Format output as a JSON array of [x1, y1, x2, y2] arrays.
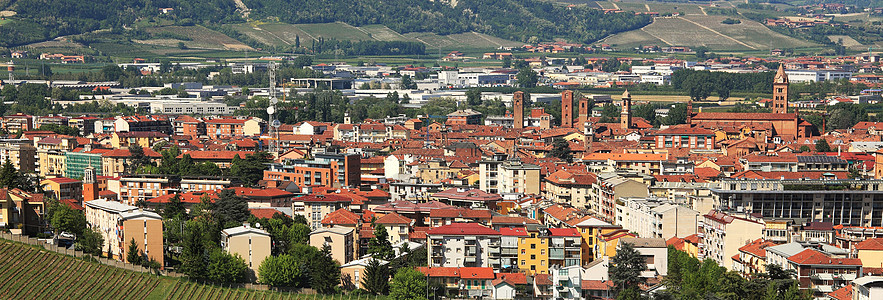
[[0, 239, 383, 300], [602, 15, 817, 51]]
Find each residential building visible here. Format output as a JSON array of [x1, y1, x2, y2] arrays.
[[221, 224, 271, 279], [119, 210, 163, 268], [787, 248, 861, 296], [616, 197, 698, 239], [427, 223, 502, 271], [0, 139, 37, 173], [853, 276, 883, 300], [294, 194, 352, 230], [375, 212, 413, 245], [41, 177, 83, 202], [310, 226, 355, 265], [340, 258, 388, 290], [264, 152, 361, 189], [479, 159, 541, 195], [0, 189, 46, 235], [700, 210, 765, 269], [593, 173, 648, 222], [543, 170, 597, 210], [84, 200, 139, 259], [620, 237, 668, 277]]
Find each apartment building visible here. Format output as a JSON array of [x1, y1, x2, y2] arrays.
[[700, 210, 765, 270], [310, 226, 355, 265], [221, 224, 271, 279], [119, 210, 164, 268], [264, 152, 361, 188], [293, 194, 353, 230], [479, 159, 541, 195], [0, 139, 36, 172], [616, 197, 698, 239], [84, 200, 139, 259], [428, 223, 502, 271]]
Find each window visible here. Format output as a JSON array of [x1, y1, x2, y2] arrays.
[[521, 249, 526, 254], [521, 260, 526, 266], [531, 254, 536, 260], [531, 244, 536, 249]]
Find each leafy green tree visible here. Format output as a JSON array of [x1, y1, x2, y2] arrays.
[[259, 254, 303, 286], [516, 67, 538, 88], [214, 189, 250, 228], [389, 267, 427, 300], [76, 227, 104, 257], [127, 238, 142, 265], [230, 152, 271, 187], [289, 223, 311, 245], [632, 103, 656, 125], [0, 158, 20, 189], [368, 223, 395, 260], [207, 248, 249, 283], [616, 286, 644, 300], [50, 203, 86, 236], [362, 258, 390, 295], [662, 103, 688, 126], [549, 138, 572, 163], [126, 144, 151, 173], [815, 139, 832, 152], [502, 56, 511, 68], [610, 242, 646, 291]]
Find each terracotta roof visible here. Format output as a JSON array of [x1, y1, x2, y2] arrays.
[[60, 199, 84, 210], [787, 249, 862, 266], [250, 208, 282, 219], [296, 193, 352, 203], [548, 228, 580, 237], [738, 239, 776, 259], [581, 280, 614, 290], [375, 212, 413, 225], [692, 112, 798, 121], [491, 216, 541, 226], [322, 208, 361, 226], [416, 267, 459, 277], [427, 223, 500, 236], [231, 187, 294, 198], [493, 273, 528, 286], [43, 177, 82, 184], [429, 207, 493, 219], [828, 285, 852, 300], [458, 267, 495, 279], [181, 151, 251, 160], [855, 238, 883, 251], [101, 148, 162, 158], [534, 274, 552, 285], [654, 125, 714, 136], [499, 227, 530, 237]]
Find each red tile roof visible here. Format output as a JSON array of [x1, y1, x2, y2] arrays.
[[548, 228, 580, 237], [250, 208, 282, 219], [828, 285, 852, 300], [429, 207, 493, 219], [499, 227, 529, 237], [321, 208, 361, 226], [427, 223, 500, 236], [458, 267, 495, 279], [43, 177, 82, 184], [693, 112, 798, 121], [181, 150, 251, 160], [787, 249, 862, 266], [296, 193, 352, 203], [855, 238, 883, 251], [416, 267, 459, 277], [375, 212, 413, 225], [738, 239, 776, 259]]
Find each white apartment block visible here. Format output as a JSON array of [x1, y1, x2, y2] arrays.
[[616, 197, 699, 239]]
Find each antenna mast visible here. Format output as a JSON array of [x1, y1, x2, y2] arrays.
[[267, 61, 280, 155]]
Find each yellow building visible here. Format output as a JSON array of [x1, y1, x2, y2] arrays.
[[111, 132, 169, 149], [41, 177, 83, 202], [574, 218, 620, 264], [310, 226, 355, 265], [517, 227, 550, 275], [0, 189, 46, 235], [596, 228, 636, 259], [855, 238, 883, 269]]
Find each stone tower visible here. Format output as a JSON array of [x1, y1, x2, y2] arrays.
[[514, 91, 524, 129], [621, 90, 632, 130]]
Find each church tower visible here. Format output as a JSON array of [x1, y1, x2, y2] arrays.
[[83, 167, 98, 202], [773, 64, 789, 114], [561, 90, 573, 128], [514, 91, 524, 129], [621, 90, 632, 130]]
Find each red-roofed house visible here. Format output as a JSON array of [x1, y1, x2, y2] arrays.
[[41, 177, 83, 202], [787, 248, 862, 295], [732, 238, 778, 276], [855, 238, 883, 269], [375, 212, 414, 244], [295, 194, 353, 230]]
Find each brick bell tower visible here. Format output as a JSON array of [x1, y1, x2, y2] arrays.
[[561, 90, 573, 128], [773, 64, 789, 114], [621, 90, 632, 130], [514, 91, 524, 129]]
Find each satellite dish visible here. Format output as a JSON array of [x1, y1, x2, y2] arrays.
[[272, 120, 281, 128], [266, 106, 275, 115], [270, 97, 279, 104]]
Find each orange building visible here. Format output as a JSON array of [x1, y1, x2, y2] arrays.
[[120, 210, 164, 267]]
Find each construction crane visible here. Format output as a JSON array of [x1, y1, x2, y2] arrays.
[[0, 61, 14, 83]]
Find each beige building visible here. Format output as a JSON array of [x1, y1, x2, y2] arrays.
[[221, 224, 271, 279], [480, 159, 541, 195], [0, 139, 37, 173], [0, 188, 46, 235], [310, 226, 355, 265], [543, 170, 597, 210], [340, 257, 389, 290], [855, 238, 883, 269], [85, 200, 140, 260], [701, 210, 765, 270], [374, 212, 413, 245], [294, 194, 352, 230], [120, 210, 164, 267]]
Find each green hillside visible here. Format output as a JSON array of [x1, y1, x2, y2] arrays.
[[0, 240, 377, 300]]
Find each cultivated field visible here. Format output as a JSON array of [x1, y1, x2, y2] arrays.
[[142, 26, 253, 51], [828, 35, 864, 49], [0, 240, 384, 300], [602, 15, 817, 51]]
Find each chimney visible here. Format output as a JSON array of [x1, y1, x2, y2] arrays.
[[514, 91, 524, 129], [561, 90, 573, 128]]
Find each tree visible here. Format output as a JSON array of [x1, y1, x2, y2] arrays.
[[0, 158, 19, 189], [610, 242, 646, 291], [502, 56, 511, 68], [230, 152, 271, 187], [207, 248, 249, 283], [815, 139, 832, 152], [163, 194, 187, 220], [799, 145, 811, 152], [289, 223, 311, 245], [50, 204, 86, 236], [362, 258, 390, 295], [400, 75, 417, 89], [516, 67, 538, 88], [466, 89, 482, 107], [127, 144, 151, 173], [616, 286, 644, 300], [76, 227, 104, 257], [549, 138, 572, 162], [259, 254, 302, 286], [127, 238, 142, 265], [368, 223, 395, 260], [311, 244, 342, 294], [214, 189, 250, 228], [180, 224, 207, 279], [389, 267, 427, 300]]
